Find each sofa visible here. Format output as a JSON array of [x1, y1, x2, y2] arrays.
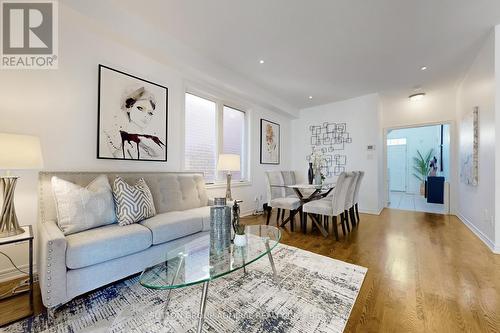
[[37, 171, 213, 309]]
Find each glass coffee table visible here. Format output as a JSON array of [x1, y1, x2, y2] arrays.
[[139, 225, 281, 333]]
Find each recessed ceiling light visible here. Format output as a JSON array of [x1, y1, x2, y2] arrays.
[[308, 96, 313, 99], [420, 66, 427, 71], [409, 92, 425, 102], [259, 60, 265, 64]]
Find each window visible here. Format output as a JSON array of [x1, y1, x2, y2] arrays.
[[387, 138, 407, 146], [184, 92, 247, 183], [184, 93, 217, 182]]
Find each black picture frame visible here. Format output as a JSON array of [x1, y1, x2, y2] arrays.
[[260, 118, 280, 164], [97, 64, 168, 162]]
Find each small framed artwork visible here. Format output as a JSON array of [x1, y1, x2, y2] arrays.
[[260, 119, 280, 164], [97, 64, 168, 161]]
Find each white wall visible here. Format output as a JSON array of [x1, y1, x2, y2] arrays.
[[0, 4, 293, 279], [291, 94, 384, 214], [456, 29, 496, 251], [495, 25, 500, 251], [381, 85, 457, 129]]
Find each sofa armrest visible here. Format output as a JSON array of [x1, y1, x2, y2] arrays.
[[38, 220, 68, 308]]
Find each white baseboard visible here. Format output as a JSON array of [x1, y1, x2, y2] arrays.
[[456, 213, 499, 254], [359, 207, 383, 215], [0, 263, 37, 283]]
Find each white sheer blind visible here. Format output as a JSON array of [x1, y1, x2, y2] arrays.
[[184, 93, 217, 182]]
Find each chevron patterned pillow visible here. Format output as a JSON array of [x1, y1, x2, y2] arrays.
[[113, 177, 156, 226]]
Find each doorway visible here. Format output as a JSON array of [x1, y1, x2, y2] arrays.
[[385, 123, 450, 214]]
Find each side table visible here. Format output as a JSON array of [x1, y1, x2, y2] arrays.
[[0, 225, 34, 326]]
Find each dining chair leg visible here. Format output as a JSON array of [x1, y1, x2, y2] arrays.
[[349, 207, 357, 228], [281, 209, 285, 222], [290, 210, 295, 232], [355, 203, 360, 224], [344, 210, 351, 232], [340, 213, 347, 236], [324, 216, 329, 229], [276, 208, 281, 226], [266, 207, 272, 225], [299, 208, 304, 233], [332, 215, 339, 241], [302, 211, 307, 233]]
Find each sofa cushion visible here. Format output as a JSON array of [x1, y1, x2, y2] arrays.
[[187, 206, 211, 231], [66, 224, 152, 269], [51, 175, 116, 235], [140, 210, 205, 245], [113, 177, 156, 226]]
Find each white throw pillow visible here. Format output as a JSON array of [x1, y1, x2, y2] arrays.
[[51, 175, 117, 235], [113, 177, 156, 226]]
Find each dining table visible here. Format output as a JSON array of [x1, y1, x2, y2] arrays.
[[271, 183, 335, 237]]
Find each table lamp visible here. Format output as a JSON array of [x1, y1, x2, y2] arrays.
[[217, 154, 240, 201], [0, 133, 43, 238]]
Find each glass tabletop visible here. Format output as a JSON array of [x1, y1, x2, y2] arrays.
[[285, 183, 335, 190], [139, 225, 281, 290]]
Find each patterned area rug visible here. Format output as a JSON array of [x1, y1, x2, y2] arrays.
[[4, 245, 367, 333]]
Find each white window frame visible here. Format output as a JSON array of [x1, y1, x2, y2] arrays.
[[183, 88, 251, 186]]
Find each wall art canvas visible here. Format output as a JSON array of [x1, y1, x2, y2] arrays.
[[460, 106, 479, 186], [98, 65, 168, 161], [260, 119, 280, 164], [306, 122, 352, 177]]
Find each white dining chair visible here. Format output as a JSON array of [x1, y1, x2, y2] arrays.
[[265, 171, 301, 229], [352, 171, 365, 224], [302, 172, 354, 241]]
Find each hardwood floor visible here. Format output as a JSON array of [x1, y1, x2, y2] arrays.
[[244, 209, 500, 333], [1, 208, 499, 332], [0, 277, 43, 327]]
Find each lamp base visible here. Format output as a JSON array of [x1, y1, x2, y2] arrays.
[[0, 228, 25, 238], [0, 176, 23, 239], [225, 172, 232, 201]]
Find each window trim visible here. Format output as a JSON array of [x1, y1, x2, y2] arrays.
[[183, 89, 250, 185]]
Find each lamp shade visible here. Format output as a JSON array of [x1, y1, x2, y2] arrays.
[[0, 133, 43, 170], [217, 154, 240, 171]]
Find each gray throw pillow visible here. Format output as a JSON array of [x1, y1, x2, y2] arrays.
[[51, 175, 116, 235], [113, 177, 156, 226]]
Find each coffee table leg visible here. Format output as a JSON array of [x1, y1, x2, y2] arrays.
[[265, 240, 280, 288], [162, 256, 184, 321], [197, 281, 210, 333]]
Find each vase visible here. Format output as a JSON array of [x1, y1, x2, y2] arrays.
[[308, 163, 314, 185], [314, 172, 322, 185], [210, 198, 232, 253], [234, 234, 247, 247]]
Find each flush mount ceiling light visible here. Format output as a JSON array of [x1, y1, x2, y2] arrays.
[[409, 92, 425, 102], [308, 96, 313, 99], [259, 60, 265, 64], [420, 66, 428, 71]]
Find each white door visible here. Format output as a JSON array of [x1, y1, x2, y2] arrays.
[[388, 144, 407, 192]]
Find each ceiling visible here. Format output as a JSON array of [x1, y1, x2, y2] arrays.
[[108, 0, 500, 109]]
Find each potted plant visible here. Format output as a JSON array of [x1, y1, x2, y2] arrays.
[[233, 224, 246, 246], [412, 149, 433, 196], [232, 200, 246, 246]]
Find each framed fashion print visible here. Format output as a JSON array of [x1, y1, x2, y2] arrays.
[[97, 65, 168, 161]]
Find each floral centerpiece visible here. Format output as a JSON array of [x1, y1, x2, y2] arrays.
[[310, 147, 325, 184]]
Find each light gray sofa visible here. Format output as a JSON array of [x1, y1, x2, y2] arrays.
[[37, 172, 213, 309]]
